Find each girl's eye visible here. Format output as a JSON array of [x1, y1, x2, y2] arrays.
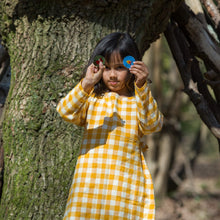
[[105, 66, 110, 70], [117, 66, 126, 70]]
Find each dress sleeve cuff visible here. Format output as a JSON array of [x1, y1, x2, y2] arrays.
[[78, 79, 94, 97], [134, 81, 148, 96]]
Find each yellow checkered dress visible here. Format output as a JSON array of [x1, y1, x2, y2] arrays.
[[57, 81, 163, 220]]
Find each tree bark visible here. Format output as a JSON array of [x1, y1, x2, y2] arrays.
[[0, 0, 182, 218]]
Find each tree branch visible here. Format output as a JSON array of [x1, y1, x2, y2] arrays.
[[164, 22, 220, 146], [200, 0, 220, 34], [172, 2, 220, 74]]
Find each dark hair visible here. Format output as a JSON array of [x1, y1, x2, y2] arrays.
[[82, 32, 141, 95]]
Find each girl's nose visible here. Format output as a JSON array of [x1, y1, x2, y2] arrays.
[[109, 69, 117, 78]]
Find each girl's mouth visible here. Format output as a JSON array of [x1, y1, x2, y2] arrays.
[[109, 81, 118, 86]]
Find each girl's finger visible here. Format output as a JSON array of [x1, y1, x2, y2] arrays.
[[130, 67, 149, 78], [130, 66, 145, 73], [130, 68, 149, 82], [129, 69, 142, 78], [96, 62, 105, 78], [132, 61, 149, 71], [133, 61, 144, 65], [99, 61, 104, 69], [94, 66, 98, 73], [130, 67, 147, 76]]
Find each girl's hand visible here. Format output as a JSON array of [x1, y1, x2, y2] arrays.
[[82, 62, 105, 93], [129, 61, 149, 88]]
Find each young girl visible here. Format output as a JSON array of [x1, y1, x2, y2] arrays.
[[57, 32, 163, 220]]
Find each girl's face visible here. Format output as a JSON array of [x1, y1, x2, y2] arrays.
[[102, 53, 130, 96]]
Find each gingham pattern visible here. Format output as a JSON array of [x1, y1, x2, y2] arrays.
[[57, 81, 163, 220]]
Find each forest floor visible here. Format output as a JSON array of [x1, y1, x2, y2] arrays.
[[156, 155, 220, 220]]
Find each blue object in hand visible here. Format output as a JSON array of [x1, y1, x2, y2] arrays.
[[123, 56, 135, 69]]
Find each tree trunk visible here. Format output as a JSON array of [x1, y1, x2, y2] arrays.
[[0, 0, 182, 218]]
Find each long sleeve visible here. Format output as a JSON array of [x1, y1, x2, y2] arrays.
[[135, 82, 163, 135], [56, 81, 93, 126]]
